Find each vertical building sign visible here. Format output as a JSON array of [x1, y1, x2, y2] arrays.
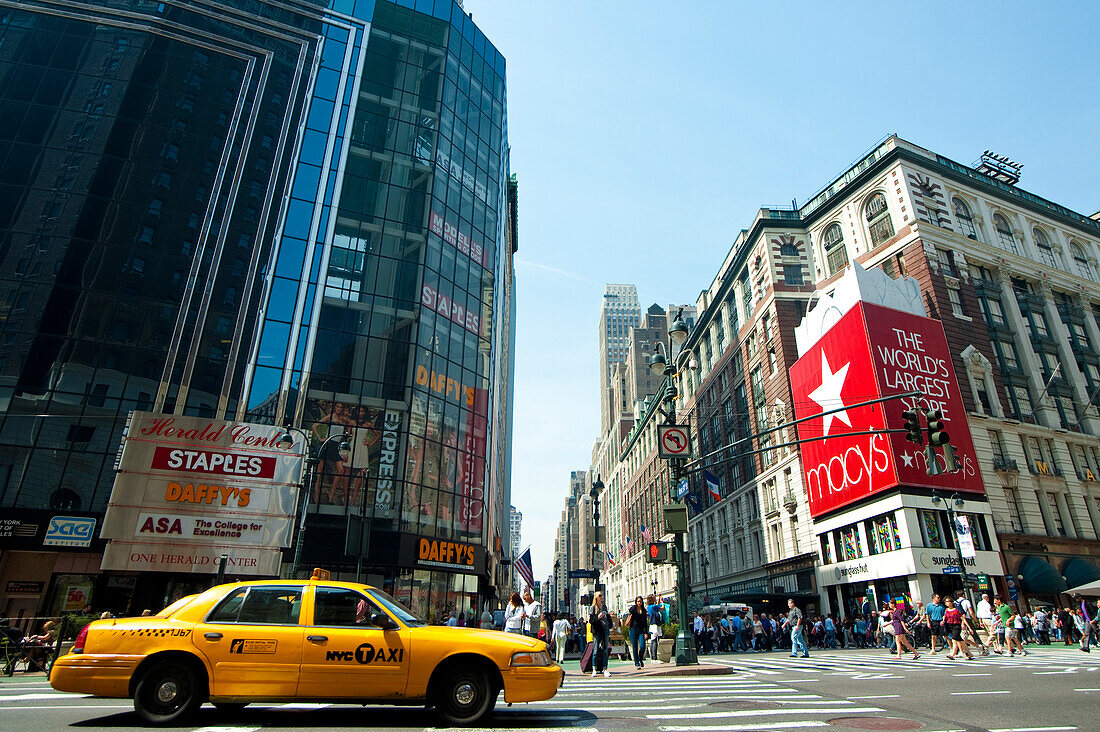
[[100, 412, 305, 575]]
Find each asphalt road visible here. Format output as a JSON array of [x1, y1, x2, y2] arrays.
[[1, 645, 1095, 731]]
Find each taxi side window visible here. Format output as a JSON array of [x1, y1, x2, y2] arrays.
[[207, 586, 303, 625], [314, 587, 380, 627]]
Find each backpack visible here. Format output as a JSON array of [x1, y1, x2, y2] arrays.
[[649, 605, 664, 625]]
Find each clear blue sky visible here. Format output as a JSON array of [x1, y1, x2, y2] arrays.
[[462, 0, 1100, 584]]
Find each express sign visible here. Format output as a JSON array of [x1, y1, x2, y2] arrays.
[[790, 302, 983, 518]]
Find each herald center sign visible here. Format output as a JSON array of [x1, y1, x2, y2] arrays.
[[100, 412, 306, 575], [790, 302, 983, 518]]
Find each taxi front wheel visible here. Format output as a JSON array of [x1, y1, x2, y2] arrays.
[[434, 669, 495, 725], [134, 659, 203, 724]]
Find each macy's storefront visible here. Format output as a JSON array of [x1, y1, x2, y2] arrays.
[[813, 493, 1005, 617]]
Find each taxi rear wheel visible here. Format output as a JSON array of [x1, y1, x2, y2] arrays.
[[434, 668, 495, 725], [134, 659, 203, 724]]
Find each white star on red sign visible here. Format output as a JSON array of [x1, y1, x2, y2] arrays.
[[808, 353, 852, 436], [900, 452, 915, 468]]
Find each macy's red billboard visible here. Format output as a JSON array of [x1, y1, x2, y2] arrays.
[[790, 301, 984, 518]]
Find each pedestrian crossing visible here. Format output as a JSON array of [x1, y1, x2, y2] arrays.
[[542, 675, 888, 731], [701, 647, 1100, 680]]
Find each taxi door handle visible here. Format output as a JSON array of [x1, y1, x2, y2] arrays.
[[203, 632, 223, 641], [307, 635, 328, 643]]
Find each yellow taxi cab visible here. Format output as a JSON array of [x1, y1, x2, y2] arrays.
[[50, 569, 562, 724]]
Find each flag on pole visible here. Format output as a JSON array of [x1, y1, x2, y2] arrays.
[[606, 550, 617, 567], [626, 536, 634, 555], [704, 470, 722, 501], [515, 546, 535, 590], [618, 540, 625, 559], [641, 524, 652, 544]]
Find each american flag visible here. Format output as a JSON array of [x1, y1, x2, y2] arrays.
[[625, 536, 634, 556], [514, 546, 535, 590], [619, 540, 625, 559], [641, 524, 652, 544]]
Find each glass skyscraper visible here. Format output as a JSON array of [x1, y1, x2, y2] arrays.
[[0, 0, 515, 622]]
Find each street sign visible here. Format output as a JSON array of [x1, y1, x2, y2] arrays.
[[657, 425, 691, 459], [569, 569, 599, 580], [941, 565, 961, 574], [676, 477, 688, 499], [663, 503, 688, 534]]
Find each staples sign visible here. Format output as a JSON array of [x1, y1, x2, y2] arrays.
[[790, 302, 983, 518], [43, 516, 96, 547]]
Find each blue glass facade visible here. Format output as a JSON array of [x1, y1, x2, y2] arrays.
[[0, 0, 513, 619]]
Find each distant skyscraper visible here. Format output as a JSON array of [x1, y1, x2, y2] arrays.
[[509, 505, 522, 558], [598, 284, 641, 433]]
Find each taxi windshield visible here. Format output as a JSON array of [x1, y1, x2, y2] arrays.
[[369, 589, 425, 627]]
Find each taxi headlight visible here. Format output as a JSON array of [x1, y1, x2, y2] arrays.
[[510, 650, 551, 667]]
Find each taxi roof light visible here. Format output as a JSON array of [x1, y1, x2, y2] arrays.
[[310, 568, 331, 580]]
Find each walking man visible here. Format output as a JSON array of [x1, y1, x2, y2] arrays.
[[785, 599, 809, 658], [522, 587, 542, 638], [926, 594, 946, 654], [976, 593, 995, 648]]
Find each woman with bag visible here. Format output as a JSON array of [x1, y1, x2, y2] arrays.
[[625, 596, 648, 669], [589, 591, 612, 678], [889, 600, 920, 660], [943, 597, 974, 660], [503, 592, 525, 634]]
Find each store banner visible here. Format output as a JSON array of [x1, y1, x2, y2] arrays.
[[790, 302, 983, 518], [954, 515, 977, 559], [100, 412, 305, 575]]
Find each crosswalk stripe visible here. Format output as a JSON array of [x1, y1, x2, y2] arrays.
[[660, 723, 829, 731], [648, 706, 884, 719]]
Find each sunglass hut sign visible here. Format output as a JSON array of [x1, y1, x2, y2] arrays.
[[790, 302, 983, 519]]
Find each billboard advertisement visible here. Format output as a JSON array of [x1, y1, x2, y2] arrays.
[[790, 302, 983, 518], [100, 412, 306, 575]]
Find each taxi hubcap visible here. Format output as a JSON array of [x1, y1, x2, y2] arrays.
[[156, 680, 179, 704], [454, 683, 476, 705]]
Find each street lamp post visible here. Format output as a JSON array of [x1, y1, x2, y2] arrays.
[[554, 560, 561, 612], [932, 492, 978, 617], [591, 476, 604, 598], [278, 428, 351, 578], [701, 556, 711, 605], [649, 313, 697, 665]]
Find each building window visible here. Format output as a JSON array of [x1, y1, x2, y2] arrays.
[[992, 213, 1018, 253], [867, 513, 900, 554], [839, 525, 862, 560], [975, 375, 992, 413], [948, 286, 966, 318], [780, 242, 799, 256], [1046, 492, 1067, 536], [1033, 228, 1057, 268], [1003, 488, 1024, 533], [997, 340, 1020, 370], [983, 297, 1006, 325], [823, 223, 846, 275], [865, 192, 894, 247], [783, 263, 804, 285], [953, 197, 978, 239], [1071, 241, 1095, 281], [920, 510, 944, 548], [1011, 385, 1034, 421]]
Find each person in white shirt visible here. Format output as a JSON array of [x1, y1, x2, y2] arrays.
[[522, 588, 542, 637], [976, 593, 994, 646], [444, 612, 458, 627], [503, 592, 525, 634], [552, 615, 571, 663]]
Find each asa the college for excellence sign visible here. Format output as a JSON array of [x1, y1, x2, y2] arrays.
[[100, 412, 306, 576]]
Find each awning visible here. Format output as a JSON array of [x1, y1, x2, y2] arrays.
[[1061, 558, 1100, 591], [1018, 556, 1068, 595], [1066, 579, 1100, 596]]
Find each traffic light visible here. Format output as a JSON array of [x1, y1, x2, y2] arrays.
[[942, 442, 961, 473], [924, 409, 949, 446], [902, 410, 923, 444], [647, 542, 669, 564]]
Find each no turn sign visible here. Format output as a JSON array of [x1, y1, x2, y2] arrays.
[[657, 425, 690, 459]]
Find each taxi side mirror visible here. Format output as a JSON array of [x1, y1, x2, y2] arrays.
[[371, 613, 396, 630]]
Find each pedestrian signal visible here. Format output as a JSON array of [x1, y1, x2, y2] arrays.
[[647, 542, 669, 564], [924, 409, 949, 446], [902, 410, 923, 445]]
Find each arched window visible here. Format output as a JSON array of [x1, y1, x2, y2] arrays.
[[780, 242, 799, 256], [822, 223, 847, 275], [1032, 228, 1056, 268], [1071, 241, 1095, 281], [953, 197, 977, 239], [49, 488, 81, 510], [865, 192, 894, 247], [992, 213, 1017, 253]]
